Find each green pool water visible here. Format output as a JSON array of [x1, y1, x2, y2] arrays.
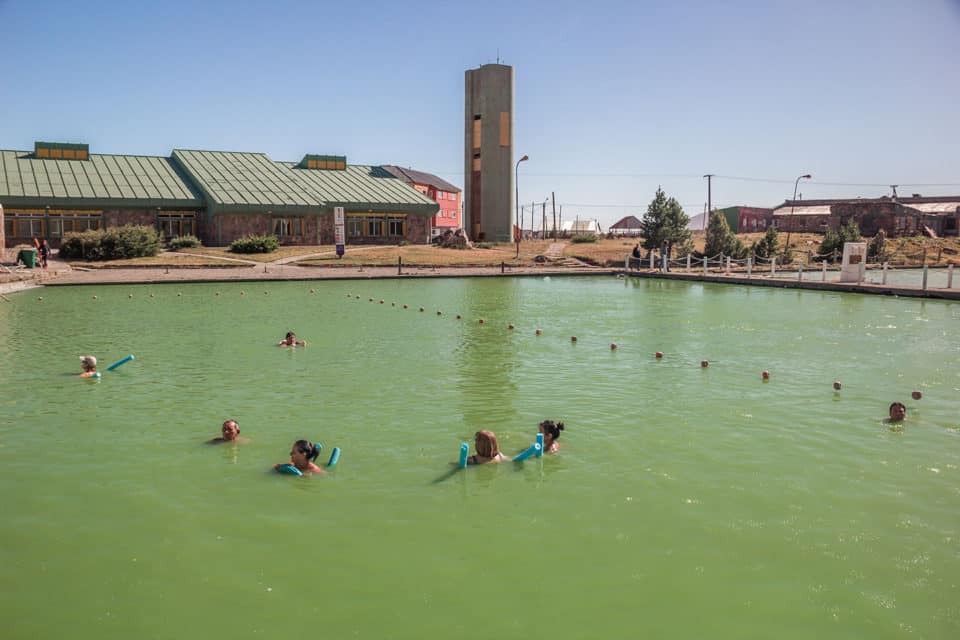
[[1, 276, 958, 639]]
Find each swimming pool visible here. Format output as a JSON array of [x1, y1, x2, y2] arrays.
[[1, 276, 957, 638]]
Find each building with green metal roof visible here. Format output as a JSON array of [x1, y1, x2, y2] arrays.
[[2, 141, 441, 248]]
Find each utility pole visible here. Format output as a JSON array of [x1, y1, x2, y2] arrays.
[[551, 192, 557, 239], [559, 205, 563, 238], [542, 201, 547, 239], [703, 174, 714, 232]]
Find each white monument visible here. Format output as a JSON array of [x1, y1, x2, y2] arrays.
[[839, 242, 867, 282]]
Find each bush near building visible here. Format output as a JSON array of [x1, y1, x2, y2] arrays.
[[59, 225, 161, 261], [229, 234, 279, 254], [168, 235, 202, 250]]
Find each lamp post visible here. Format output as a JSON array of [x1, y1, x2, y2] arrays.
[[515, 155, 528, 257], [783, 174, 811, 258]]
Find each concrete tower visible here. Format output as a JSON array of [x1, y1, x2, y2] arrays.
[[464, 64, 514, 242]]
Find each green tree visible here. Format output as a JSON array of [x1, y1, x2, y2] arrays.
[[819, 218, 863, 257], [704, 210, 746, 258], [639, 187, 691, 251], [751, 226, 779, 259]]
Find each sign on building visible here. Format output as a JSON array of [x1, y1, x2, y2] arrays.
[[334, 207, 345, 257]]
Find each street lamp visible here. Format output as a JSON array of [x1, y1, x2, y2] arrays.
[[515, 154, 528, 257], [783, 174, 812, 258]]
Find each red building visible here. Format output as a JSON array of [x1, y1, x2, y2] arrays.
[[383, 166, 461, 237]]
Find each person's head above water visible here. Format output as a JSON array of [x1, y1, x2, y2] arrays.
[[539, 420, 565, 440], [889, 402, 906, 422], [290, 439, 321, 469], [474, 430, 501, 458], [80, 355, 97, 371], [221, 419, 240, 441]]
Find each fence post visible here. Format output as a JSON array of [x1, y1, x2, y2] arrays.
[[948, 264, 954, 289], [726, 256, 731, 273], [922, 265, 928, 291], [798, 262, 804, 281], [398, 256, 402, 275], [650, 253, 655, 270], [882, 261, 888, 285], [703, 256, 708, 275], [625, 254, 629, 270], [771, 257, 776, 277], [746, 257, 752, 278], [501, 261, 505, 274], [686, 254, 691, 270], [821, 260, 827, 282]]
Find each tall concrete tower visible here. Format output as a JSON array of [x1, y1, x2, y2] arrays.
[[464, 64, 514, 242]]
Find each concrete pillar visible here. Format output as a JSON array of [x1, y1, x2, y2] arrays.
[[821, 260, 827, 282], [922, 265, 929, 291], [703, 256, 708, 275], [948, 264, 954, 289], [882, 262, 888, 285], [771, 257, 776, 276], [686, 254, 691, 270], [746, 257, 752, 277], [649, 253, 655, 270], [798, 262, 804, 281]]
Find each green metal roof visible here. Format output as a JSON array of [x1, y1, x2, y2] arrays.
[[285, 163, 439, 215], [0, 150, 202, 209], [171, 150, 323, 215]]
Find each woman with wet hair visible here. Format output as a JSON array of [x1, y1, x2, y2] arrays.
[[276, 439, 325, 474], [468, 430, 507, 464], [539, 420, 565, 454]]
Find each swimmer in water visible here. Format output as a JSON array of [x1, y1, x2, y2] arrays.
[[79, 355, 98, 378], [276, 440, 325, 474], [278, 331, 306, 347], [209, 419, 248, 444], [467, 430, 507, 464], [888, 401, 906, 423], [539, 420, 565, 453]]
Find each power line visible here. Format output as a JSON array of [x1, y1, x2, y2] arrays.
[[428, 168, 960, 188]]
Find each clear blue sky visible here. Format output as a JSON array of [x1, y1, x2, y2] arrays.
[[2, 0, 958, 228]]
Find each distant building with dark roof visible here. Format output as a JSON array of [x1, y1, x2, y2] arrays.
[[609, 215, 643, 236], [1, 141, 439, 248], [382, 166, 461, 237], [772, 196, 959, 237]]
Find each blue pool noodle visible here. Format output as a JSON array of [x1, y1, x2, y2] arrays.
[[275, 463, 303, 476], [106, 354, 135, 371], [536, 433, 544, 457], [459, 443, 469, 468], [326, 447, 340, 468], [513, 443, 538, 462]]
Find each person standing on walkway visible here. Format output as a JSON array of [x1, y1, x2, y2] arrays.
[[39, 240, 50, 269]]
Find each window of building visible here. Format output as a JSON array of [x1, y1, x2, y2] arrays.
[[273, 217, 304, 237], [4, 216, 44, 238], [388, 219, 405, 236], [157, 213, 196, 239], [366, 220, 383, 236], [472, 115, 481, 150]]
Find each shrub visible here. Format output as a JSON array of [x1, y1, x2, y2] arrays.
[[571, 234, 598, 243], [867, 230, 886, 260], [58, 225, 160, 261], [475, 242, 493, 249], [168, 234, 202, 250], [751, 226, 779, 259], [819, 219, 862, 258], [229, 234, 279, 254]]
